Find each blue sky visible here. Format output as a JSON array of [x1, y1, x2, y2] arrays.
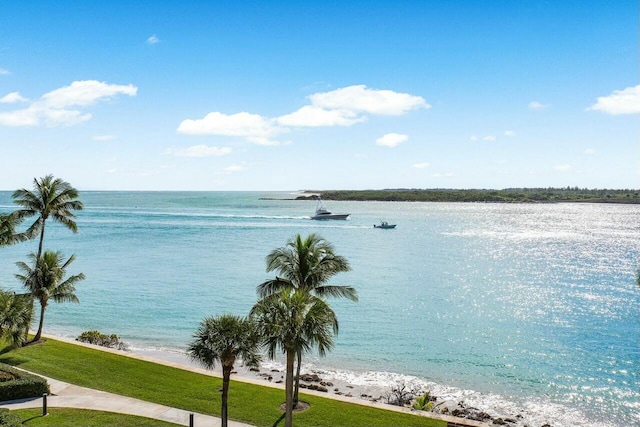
[[0, 1, 637, 191]]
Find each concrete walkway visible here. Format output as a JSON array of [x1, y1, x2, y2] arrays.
[[0, 374, 253, 427]]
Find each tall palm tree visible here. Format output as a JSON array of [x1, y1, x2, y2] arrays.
[[12, 175, 83, 260], [257, 233, 356, 301], [16, 250, 84, 343], [251, 290, 337, 427], [187, 315, 261, 427], [256, 233, 355, 405], [0, 291, 33, 347]]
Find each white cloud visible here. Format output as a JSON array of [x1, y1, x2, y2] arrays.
[[41, 80, 137, 108], [529, 101, 547, 110], [92, 135, 116, 141], [277, 106, 365, 127], [554, 164, 571, 172], [412, 162, 430, 169], [0, 68, 9, 75], [0, 92, 27, 104], [147, 34, 160, 44], [483, 135, 496, 142], [310, 85, 429, 115], [165, 145, 232, 157], [179, 85, 427, 144], [376, 133, 408, 147], [470, 135, 478, 141], [41, 109, 91, 126], [584, 148, 596, 155], [224, 162, 249, 173], [504, 130, 516, 137], [278, 85, 427, 127], [0, 109, 40, 126], [177, 112, 285, 146], [432, 172, 454, 178], [587, 84, 640, 115], [0, 80, 137, 127]]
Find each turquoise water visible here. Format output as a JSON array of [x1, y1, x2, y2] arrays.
[[0, 191, 638, 426]]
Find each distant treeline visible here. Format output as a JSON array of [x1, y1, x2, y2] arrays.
[[297, 188, 640, 203]]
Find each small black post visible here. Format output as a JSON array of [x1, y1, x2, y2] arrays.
[[42, 393, 47, 416], [189, 413, 194, 427]]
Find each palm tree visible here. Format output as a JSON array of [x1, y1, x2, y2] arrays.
[[257, 233, 356, 300], [0, 213, 17, 247], [187, 315, 261, 427], [12, 175, 83, 260], [16, 250, 84, 343], [0, 213, 28, 247], [256, 233, 355, 405], [0, 291, 33, 347], [251, 290, 337, 427]]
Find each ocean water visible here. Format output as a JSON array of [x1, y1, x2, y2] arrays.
[[0, 191, 637, 426]]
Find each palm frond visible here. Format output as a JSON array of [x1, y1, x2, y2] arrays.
[[188, 315, 261, 372], [256, 277, 292, 298], [314, 285, 358, 301]]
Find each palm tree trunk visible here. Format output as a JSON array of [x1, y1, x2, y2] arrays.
[[32, 302, 46, 343], [37, 222, 46, 260], [221, 366, 230, 427], [22, 296, 35, 346], [285, 349, 295, 427], [293, 349, 302, 408], [27, 225, 45, 345]]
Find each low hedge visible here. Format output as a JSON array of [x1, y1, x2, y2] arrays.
[[0, 408, 21, 427], [0, 363, 49, 401]]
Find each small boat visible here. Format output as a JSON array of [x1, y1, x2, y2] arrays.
[[374, 221, 396, 229], [310, 198, 350, 220]]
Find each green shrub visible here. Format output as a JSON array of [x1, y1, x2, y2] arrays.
[[76, 330, 128, 350], [0, 364, 49, 401], [0, 408, 21, 427], [412, 391, 435, 411]]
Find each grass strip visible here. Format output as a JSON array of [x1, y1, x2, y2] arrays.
[[13, 408, 181, 426], [0, 339, 445, 427]]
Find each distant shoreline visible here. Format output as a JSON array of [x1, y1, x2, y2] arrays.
[[267, 188, 640, 204]]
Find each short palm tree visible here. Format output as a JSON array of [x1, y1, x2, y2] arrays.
[[0, 291, 33, 347], [0, 213, 28, 247], [251, 290, 337, 427], [187, 315, 261, 427], [12, 175, 83, 260], [16, 250, 84, 343], [257, 233, 355, 405]]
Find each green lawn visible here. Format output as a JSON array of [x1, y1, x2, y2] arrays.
[[14, 408, 181, 426], [0, 338, 445, 427]]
